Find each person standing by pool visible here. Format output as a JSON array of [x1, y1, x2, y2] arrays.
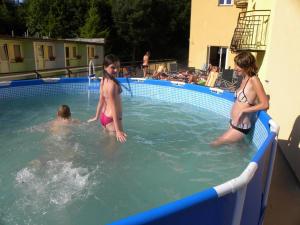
[[142, 51, 150, 77], [88, 54, 127, 143], [211, 52, 269, 146]]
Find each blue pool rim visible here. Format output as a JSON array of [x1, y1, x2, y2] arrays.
[[0, 77, 279, 225]]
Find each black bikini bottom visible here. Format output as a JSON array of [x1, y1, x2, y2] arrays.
[[230, 120, 251, 135]]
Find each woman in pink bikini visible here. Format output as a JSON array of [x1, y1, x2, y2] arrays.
[[88, 54, 127, 143], [211, 52, 269, 146]]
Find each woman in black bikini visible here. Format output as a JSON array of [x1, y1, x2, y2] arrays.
[[211, 52, 269, 146]]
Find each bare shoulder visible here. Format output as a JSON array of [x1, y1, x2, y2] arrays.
[[250, 75, 262, 83], [250, 76, 264, 87], [105, 80, 119, 97]]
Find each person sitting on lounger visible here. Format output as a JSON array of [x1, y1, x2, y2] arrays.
[[205, 66, 219, 87], [152, 64, 166, 79]]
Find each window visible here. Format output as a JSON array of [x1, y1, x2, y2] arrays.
[[0, 44, 8, 60], [48, 46, 55, 61], [219, 0, 233, 5], [38, 45, 44, 58], [65, 47, 69, 58], [90, 47, 94, 58], [13, 44, 23, 62], [14, 44, 21, 58], [88, 46, 95, 58], [207, 46, 228, 71], [72, 46, 77, 58]]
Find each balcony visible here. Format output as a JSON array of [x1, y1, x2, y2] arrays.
[[234, 0, 248, 9], [230, 10, 271, 52]]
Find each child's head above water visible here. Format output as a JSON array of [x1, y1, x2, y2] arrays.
[[57, 105, 71, 119]]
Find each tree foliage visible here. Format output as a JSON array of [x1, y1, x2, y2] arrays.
[[24, 0, 88, 38], [0, 0, 26, 35], [80, 1, 109, 38], [111, 0, 152, 61], [0, 0, 191, 64]]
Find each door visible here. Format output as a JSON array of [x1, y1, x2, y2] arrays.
[[65, 46, 70, 67], [207, 46, 227, 71], [36, 44, 45, 70], [87, 45, 95, 64], [0, 44, 10, 73]]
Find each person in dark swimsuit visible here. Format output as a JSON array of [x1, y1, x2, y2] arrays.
[[142, 51, 150, 77], [211, 52, 269, 146]]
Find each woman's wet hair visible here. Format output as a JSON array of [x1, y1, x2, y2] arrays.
[[234, 52, 258, 76], [103, 54, 122, 93], [58, 105, 71, 119]]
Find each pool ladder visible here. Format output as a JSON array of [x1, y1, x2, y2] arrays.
[[88, 60, 96, 86]]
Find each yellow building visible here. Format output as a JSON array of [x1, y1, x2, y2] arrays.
[[188, 0, 241, 70], [189, 0, 300, 180]]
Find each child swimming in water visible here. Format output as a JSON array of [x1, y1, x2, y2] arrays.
[[50, 105, 80, 134]]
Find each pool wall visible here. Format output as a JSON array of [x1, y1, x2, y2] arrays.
[[0, 78, 279, 225]]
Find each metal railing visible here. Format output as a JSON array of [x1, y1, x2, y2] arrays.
[[0, 59, 179, 81], [119, 59, 177, 77], [230, 10, 271, 52], [0, 65, 103, 82]]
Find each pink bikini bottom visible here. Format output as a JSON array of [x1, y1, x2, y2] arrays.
[[100, 112, 113, 127]]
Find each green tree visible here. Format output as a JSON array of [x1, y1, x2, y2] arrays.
[[80, 1, 109, 38], [25, 0, 88, 38], [111, 0, 152, 61], [25, 0, 49, 37], [0, 0, 26, 35], [0, 1, 11, 34], [110, 0, 191, 64]]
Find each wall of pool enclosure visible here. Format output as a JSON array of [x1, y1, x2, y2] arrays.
[[0, 77, 279, 225]]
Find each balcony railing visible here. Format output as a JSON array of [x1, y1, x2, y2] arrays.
[[230, 10, 271, 52], [234, 0, 248, 9]]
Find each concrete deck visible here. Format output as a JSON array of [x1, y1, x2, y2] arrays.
[[264, 148, 300, 225]]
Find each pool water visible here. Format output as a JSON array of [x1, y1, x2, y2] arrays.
[[0, 93, 256, 225]]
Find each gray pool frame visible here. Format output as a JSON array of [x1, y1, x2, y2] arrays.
[[0, 77, 279, 225]]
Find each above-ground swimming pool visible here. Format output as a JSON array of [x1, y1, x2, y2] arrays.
[[0, 78, 278, 225]]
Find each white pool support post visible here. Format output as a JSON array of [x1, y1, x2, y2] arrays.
[[231, 185, 248, 225], [258, 119, 280, 225], [214, 162, 258, 225]]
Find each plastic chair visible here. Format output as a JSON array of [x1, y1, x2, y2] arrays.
[[217, 69, 240, 90], [205, 71, 219, 87]]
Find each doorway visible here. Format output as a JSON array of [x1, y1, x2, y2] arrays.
[[0, 44, 10, 73], [35, 44, 45, 70], [207, 46, 228, 71], [65, 46, 70, 67]]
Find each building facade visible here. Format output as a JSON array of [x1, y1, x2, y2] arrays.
[[0, 37, 105, 79], [188, 0, 240, 71]]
